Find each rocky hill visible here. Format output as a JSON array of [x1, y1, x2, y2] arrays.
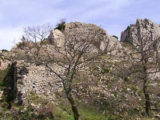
[[0, 19, 160, 120]]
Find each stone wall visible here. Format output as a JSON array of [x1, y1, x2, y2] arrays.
[[16, 61, 63, 106]]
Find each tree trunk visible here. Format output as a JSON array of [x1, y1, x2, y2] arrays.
[[66, 93, 80, 120], [142, 65, 151, 116], [143, 79, 151, 116]]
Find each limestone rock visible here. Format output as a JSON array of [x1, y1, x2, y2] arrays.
[[121, 19, 160, 46], [48, 29, 65, 47], [48, 22, 120, 53], [16, 61, 63, 106], [0, 53, 10, 70], [65, 22, 110, 52]]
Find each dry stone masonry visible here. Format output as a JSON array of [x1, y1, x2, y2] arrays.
[[16, 61, 63, 106]]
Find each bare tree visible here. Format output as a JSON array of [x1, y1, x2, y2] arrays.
[[24, 24, 52, 42], [19, 24, 52, 64], [19, 23, 113, 120], [43, 29, 111, 120], [127, 27, 160, 116]]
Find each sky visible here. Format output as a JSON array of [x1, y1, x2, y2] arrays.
[[0, 0, 160, 50]]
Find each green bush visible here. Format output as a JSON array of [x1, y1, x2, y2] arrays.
[[0, 67, 9, 87], [3, 63, 17, 107], [55, 20, 66, 31], [112, 35, 118, 39], [102, 68, 110, 74], [40, 40, 49, 45], [1, 49, 8, 52]]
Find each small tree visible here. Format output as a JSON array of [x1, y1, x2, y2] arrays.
[[19, 23, 113, 120], [19, 24, 52, 64], [45, 32, 111, 120], [24, 24, 52, 42], [128, 27, 160, 116]]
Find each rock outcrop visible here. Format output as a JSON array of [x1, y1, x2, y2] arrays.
[[1, 20, 160, 119], [0, 51, 10, 70], [121, 19, 160, 46], [48, 29, 65, 47], [48, 22, 121, 53]]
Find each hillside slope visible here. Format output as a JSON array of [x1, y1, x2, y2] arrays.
[[0, 19, 159, 120]]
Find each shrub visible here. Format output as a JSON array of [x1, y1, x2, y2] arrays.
[[1, 49, 8, 52], [0, 68, 9, 87], [112, 35, 118, 39], [40, 40, 49, 45], [16, 42, 27, 49], [36, 102, 56, 119], [102, 68, 110, 74], [55, 20, 66, 31], [3, 63, 17, 108]]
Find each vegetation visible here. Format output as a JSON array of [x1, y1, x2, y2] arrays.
[[127, 27, 160, 116], [112, 35, 118, 39], [55, 19, 66, 31], [1, 49, 8, 52], [0, 21, 159, 120], [0, 68, 9, 87], [2, 62, 17, 108]]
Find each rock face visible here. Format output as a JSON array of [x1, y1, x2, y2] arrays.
[[16, 61, 63, 106], [121, 19, 160, 46], [48, 29, 65, 47], [48, 22, 121, 53], [65, 22, 109, 51]]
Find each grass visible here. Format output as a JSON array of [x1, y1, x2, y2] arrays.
[[0, 67, 9, 88], [79, 105, 111, 120], [54, 100, 116, 120]]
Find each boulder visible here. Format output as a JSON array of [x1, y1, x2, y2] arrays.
[[48, 29, 65, 47]]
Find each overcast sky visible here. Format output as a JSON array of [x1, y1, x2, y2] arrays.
[[0, 0, 160, 50]]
